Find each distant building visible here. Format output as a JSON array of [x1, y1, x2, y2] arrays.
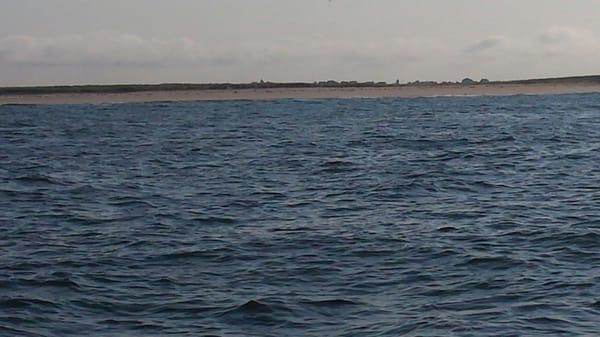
[[318, 80, 339, 86], [408, 80, 437, 86], [461, 78, 477, 85], [480, 78, 490, 84]]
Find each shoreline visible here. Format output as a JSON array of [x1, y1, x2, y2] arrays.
[[2, 83, 600, 105]]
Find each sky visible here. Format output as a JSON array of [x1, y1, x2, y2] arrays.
[[1, 0, 600, 86]]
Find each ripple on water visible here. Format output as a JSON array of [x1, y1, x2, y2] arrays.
[[1, 94, 600, 336]]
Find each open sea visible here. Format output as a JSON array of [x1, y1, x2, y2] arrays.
[[1, 94, 600, 337]]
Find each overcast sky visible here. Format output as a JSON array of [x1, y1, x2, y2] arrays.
[[2, 0, 600, 86]]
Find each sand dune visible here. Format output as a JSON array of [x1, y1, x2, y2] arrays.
[[2, 82, 600, 105]]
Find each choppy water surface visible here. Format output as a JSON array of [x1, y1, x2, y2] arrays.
[[1, 94, 600, 336]]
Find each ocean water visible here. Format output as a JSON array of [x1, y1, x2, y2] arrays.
[[1, 94, 600, 337]]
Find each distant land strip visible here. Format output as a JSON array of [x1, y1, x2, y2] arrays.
[[2, 75, 600, 96]]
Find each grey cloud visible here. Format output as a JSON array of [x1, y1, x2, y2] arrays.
[[463, 37, 502, 54], [2, 28, 600, 86], [0, 33, 443, 71], [0, 34, 199, 67], [537, 27, 593, 45], [539, 32, 567, 45]]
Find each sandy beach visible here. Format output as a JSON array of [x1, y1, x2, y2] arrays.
[[2, 82, 600, 105]]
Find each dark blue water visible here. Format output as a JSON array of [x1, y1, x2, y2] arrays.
[[1, 94, 600, 337]]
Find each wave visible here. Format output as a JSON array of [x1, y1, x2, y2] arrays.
[[0, 298, 58, 309], [300, 299, 360, 307], [14, 174, 65, 185]]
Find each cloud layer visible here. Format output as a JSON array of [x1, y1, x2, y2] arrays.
[[1, 27, 600, 85], [0, 34, 198, 67]]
